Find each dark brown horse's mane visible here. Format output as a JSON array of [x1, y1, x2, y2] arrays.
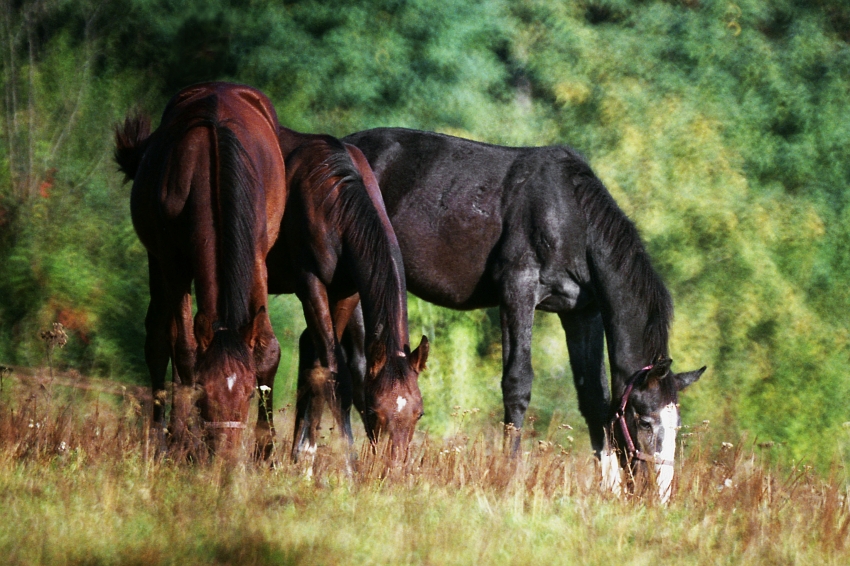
[[565, 152, 673, 361], [289, 137, 405, 372]]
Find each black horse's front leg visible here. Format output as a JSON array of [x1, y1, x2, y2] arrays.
[[499, 272, 537, 456], [560, 308, 609, 456]]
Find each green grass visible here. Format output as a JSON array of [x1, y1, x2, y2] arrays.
[[1, 373, 849, 565]]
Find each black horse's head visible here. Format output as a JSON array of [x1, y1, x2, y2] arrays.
[[363, 336, 429, 463], [611, 358, 705, 502]]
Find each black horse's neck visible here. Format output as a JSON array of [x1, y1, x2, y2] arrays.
[[571, 162, 672, 394]]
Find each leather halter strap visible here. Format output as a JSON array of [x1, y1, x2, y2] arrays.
[[204, 421, 247, 430], [612, 364, 675, 467]]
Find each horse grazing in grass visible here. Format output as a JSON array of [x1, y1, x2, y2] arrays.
[[342, 127, 705, 499], [114, 82, 285, 459], [266, 130, 428, 464]]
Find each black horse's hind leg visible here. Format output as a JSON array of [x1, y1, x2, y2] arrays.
[[499, 272, 537, 455], [560, 309, 610, 456]]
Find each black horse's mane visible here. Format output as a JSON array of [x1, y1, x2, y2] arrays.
[[290, 137, 405, 377], [566, 154, 673, 360], [130, 94, 257, 362]]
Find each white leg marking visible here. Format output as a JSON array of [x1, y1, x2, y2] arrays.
[[656, 402, 679, 503], [303, 442, 317, 479], [396, 395, 408, 413], [601, 449, 623, 497], [226, 373, 237, 392]]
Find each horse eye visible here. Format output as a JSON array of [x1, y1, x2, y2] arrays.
[[638, 417, 653, 430], [417, 412, 425, 421]]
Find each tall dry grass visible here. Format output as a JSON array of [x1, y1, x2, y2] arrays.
[[1, 371, 849, 565]]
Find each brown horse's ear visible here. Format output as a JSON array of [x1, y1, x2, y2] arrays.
[[243, 306, 268, 351], [368, 340, 387, 380], [408, 335, 429, 374], [194, 313, 214, 353]]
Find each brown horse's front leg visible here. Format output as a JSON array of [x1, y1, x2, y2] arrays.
[[330, 295, 360, 455], [253, 308, 281, 461], [291, 273, 337, 464]]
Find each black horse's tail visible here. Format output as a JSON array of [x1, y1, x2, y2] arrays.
[[114, 115, 152, 182]]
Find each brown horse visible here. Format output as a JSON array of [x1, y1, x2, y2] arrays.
[[266, 130, 428, 464], [114, 82, 285, 458]]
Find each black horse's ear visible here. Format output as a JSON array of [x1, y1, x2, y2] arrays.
[[645, 357, 672, 384], [675, 366, 706, 391], [408, 335, 429, 375]]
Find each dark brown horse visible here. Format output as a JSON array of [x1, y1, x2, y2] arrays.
[[115, 83, 285, 458], [266, 130, 428, 464], [342, 127, 706, 500]]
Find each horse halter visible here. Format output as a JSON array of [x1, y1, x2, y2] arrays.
[[204, 421, 247, 430], [612, 363, 675, 467]]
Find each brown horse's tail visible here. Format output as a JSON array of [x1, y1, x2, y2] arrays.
[[114, 115, 152, 182]]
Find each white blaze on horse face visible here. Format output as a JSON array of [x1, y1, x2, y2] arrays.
[[226, 373, 237, 392], [600, 449, 623, 497], [655, 402, 679, 503], [396, 395, 408, 413]]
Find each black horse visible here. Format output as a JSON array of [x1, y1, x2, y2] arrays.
[[341, 127, 705, 498]]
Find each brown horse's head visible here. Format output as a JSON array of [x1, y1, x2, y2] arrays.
[[363, 335, 429, 463], [193, 311, 269, 456]]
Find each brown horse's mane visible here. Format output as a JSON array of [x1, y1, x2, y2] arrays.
[[289, 137, 405, 374], [565, 152, 673, 361]]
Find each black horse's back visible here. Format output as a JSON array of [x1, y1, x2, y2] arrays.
[[344, 128, 590, 311]]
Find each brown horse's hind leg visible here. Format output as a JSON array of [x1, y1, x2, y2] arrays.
[[144, 255, 193, 455]]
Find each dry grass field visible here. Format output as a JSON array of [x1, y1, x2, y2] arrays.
[[1, 368, 849, 565]]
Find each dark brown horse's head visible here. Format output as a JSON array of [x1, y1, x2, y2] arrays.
[[363, 335, 429, 462], [192, 310, 270, 456], [612, 358, 705, 502]]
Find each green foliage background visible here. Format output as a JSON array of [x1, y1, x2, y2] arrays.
[[2, 0, 849, 468]]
